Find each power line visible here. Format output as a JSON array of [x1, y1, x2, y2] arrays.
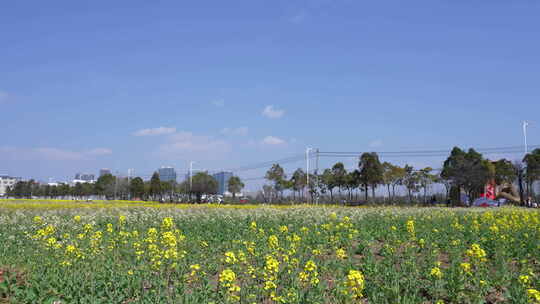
[[226, 154, 306, 173], [318, 144, 540, 158]]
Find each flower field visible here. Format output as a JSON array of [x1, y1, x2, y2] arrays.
[[0, 201, 539, 303]]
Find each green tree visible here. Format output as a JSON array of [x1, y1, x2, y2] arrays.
[[290, 168, 307, 201], [321, 168, 337, 202], [524, 149, 540, 197], [265, 164, 286, 200], [513, 161, 526, 205], [462, 150, 495, 199], [381, 162, 393, 200], [190, 172, 218, 203], [417, 167, 436, 203], [149, 172, 162, 201], [390, 165, 406, 201], [82, 183, 93, 199], [129, 177, 145, 199], [442, 147, 494, 205], [441, 147, 468, 205], [95, 174, 115, 199], [493, 159, 517, 186], [403, 165, 420, 204], [228, 176, 244, 199], [358, 152, 384, 202], [344, 170, 360, 201], [331, 162, 347, 199], [161, 181, 174, 202], [73, 182, 84, 199]]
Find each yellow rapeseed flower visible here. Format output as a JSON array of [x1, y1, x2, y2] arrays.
[[336, 248, 347, 259], [430, 267, 443, 279], [528, 289, 540, 303], [346, 270, 365, 299], [224, 251, 237, 264]]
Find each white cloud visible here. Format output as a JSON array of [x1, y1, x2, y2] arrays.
[[0, 146, 112, 161], [220, 127, 249, 136], [290, 11, 308, 24], [261, 136, 286, 146], [133, 127, 177, 137], [369, 139, 383, 148], [262, 105, 285, 119], [158, 131, 231, 158], [212, 99, 225, 107], [86, 148, 113, 156]]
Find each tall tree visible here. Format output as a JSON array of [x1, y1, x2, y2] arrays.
[[190, 172, 218, 203], [381, 162, 397, 201], [417, 167, 436, 203], [290, 168, 307, 201], [149, 172, 162, 201], [358, 152, 384, 202], [321, 168, 337, 202], [403, 165, 420, 204], [524, 149, 540, 198], [390, 165, 407, 200], [442, 147, 494, 205], [161, 181, 173, 201], [344, 170, 361, 201], [265, 164, 286, 200], [331, 162, 347, 198], [228, 176, 245, 199], [129, 177, 145, 199], [514, 161, 526, 206], [95, 174, 115, 199], [441, 147, 467, 205], [493, 159, 517, 186]]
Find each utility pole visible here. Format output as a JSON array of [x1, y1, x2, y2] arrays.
[[127, 169, 134, 199], [114, 171, 118, 201], [316, 148, 320, 205], [190, 161, 196, 192], [306, 147, 312, 203]]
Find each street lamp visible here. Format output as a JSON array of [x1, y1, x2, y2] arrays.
[[523, 121, 529, 156]]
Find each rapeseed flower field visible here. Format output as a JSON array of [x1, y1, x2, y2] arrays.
[[0, 200, 539, 303]]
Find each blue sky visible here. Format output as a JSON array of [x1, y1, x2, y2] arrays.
[[1, 0, 539, 188]]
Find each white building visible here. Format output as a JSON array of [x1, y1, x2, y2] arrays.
[[71, 179, 95, 185], [0, 176, 19, 196]]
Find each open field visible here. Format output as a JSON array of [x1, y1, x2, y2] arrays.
[[1, 201, 539, 304]]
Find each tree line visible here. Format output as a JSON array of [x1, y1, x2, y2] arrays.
[[261, 148, 540, 206], [6, 171, 245, 203]]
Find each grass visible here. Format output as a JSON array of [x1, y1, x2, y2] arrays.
[[0, 200, 539, 303]]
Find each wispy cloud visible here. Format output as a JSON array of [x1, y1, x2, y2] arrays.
[[262, 105, 285, 119], [369, 139, 383, 148], [86, 148, 113, 156], [133, 127, 177, 137], [158, 131, 231, 159], [212, 99, 225, 107], [220, 127, 249, 136], [261, 136, 286, 146], [0, 146, 112, 161]]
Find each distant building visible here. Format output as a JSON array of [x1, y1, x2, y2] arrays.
[[73, 173, 95, 184], [158, 166, 177, 182], [213, 171, 233, 195], [0, 176, 19, 196], [99, 168, 112, 177]]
